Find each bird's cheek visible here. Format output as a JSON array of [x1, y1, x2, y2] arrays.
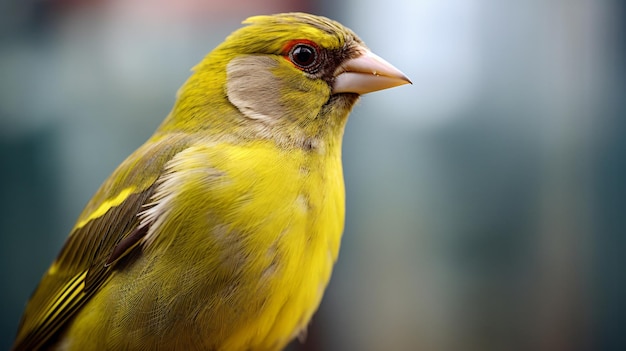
[[270, 64, 332, 117], [225, 56, 286, 123]]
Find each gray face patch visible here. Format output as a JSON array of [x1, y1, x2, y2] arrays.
[[226, 56, 286, 124]]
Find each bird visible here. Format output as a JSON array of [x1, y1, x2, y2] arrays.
[[12, 12, 410, 351]]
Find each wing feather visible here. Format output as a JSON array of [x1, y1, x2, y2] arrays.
[[12, 134, 191, 351]]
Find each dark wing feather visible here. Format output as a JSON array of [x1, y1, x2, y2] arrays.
[[12, 135, 190, 351]]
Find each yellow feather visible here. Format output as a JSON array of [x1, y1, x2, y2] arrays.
[[75, 187, 136, 229], [56, 139, 344, 350]]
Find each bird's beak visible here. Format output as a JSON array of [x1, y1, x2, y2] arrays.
[[332, 49, 412, 95]]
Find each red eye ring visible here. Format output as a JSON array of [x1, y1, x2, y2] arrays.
[[283, 39, 321, 72]]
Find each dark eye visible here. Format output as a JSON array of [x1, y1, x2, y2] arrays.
[[289, 44, 318, 69]]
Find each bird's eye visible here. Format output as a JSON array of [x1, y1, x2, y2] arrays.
[[288, 43, 319, 71], [290, 44, 316, 67]]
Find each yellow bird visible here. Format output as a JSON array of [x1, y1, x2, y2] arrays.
[[13, 12, 410, 351]]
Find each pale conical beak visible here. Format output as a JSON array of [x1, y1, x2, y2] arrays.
[[332, 49, 412, 95]]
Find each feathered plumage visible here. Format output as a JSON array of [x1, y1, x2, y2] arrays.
[[13, 13, 409, 351]]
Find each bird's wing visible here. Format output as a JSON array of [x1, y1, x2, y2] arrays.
[[12, 135, 191, 351]]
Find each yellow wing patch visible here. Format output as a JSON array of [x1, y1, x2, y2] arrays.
[[42, 271, 87, 323], [74, 187, 136, 230], [14, 271, 88, 351]]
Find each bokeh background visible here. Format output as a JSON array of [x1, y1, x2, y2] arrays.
[[1, 0, 625, 350]]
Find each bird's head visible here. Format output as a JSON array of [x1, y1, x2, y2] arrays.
[[163, 13, 410, 149]]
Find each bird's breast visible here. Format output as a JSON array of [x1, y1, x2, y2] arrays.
[[139, 141, 346, 350]]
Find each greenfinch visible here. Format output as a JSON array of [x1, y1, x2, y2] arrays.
[[13, 12, 410, 351]]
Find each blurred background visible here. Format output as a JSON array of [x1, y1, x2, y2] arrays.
[[1, 0, 624, 350]]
